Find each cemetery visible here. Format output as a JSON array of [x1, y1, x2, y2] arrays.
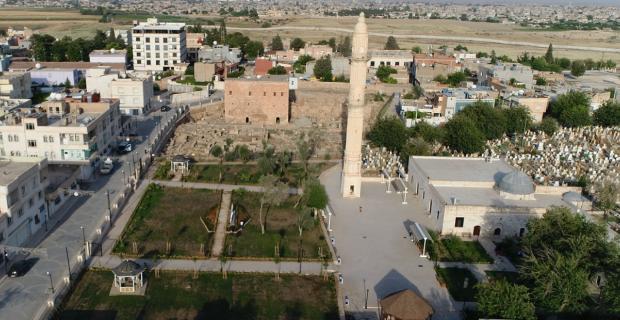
[[223, 190, 331, 260], [113, 184, 221, 258], [58, 270, 339, 320]]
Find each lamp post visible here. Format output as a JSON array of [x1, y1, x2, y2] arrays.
[[46, 271, 54, 294], [105, 190, 112, 221], [80, 226, 86, 247], [65, 247, 71, 281], [122, 169, 126, 185]]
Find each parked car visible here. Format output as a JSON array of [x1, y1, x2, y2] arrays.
[[100, 158, 114, 175], [7, 258, 38, 277], [117, 142, 133, 154], [160, 105, 171, 112]]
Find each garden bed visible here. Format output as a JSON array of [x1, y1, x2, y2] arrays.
[[58, 270, 338, 320], [113, 184, 221, 258]]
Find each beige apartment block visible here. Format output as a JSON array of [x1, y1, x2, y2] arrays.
[[86, 68, 154, 115], [132, 18, 187, 72], [0, 95, 121, 178], [224, 75, 290, 125], [506, 95, 549, 123], [0, 72, 32, 99], [0, 157, 48, 247]]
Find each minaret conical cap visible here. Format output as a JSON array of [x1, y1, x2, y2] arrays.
[[354, 12, 367, 34]]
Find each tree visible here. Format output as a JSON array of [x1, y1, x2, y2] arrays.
[[77, 78, 86, 89], [538, 117, 559, 136], [293, 54, 314, 74], [535, 77, 547, 86], [235, 144, 252, 163], [459, 101, 507, 140], [445, 71, 466, 87], [504, 106, 532, 134], [490, 50, 497, 64], [375, 65, 397, 83], [31, 34, 55, 61], [271, 34, 284, 51], [328, 37, 336, 51], [63, 78, 72, 88], [219, 20, 227, 44], [476, 280, 536, 320], [596, 181, 619, 215], [443, 115, 486, 154], [258, 175, 289, 234], [258, 143, 277, 176], [295, 132, 318, 183], [367, 118, 408, 153], [243, 41, 264, 59], [602, 255, 620, 313], [454, 44, 468, 52], [544, 43, 554, 64], [268, 65, 287, 75], [412, 46, 422, 54], [337, 36, 352, 57], [571, 60, 586, 77], [549, 91, 591, 127], [313, 56, 332, 81], [92, 30, 108, 50], [401, 137, 431, 159], [290, 37, 305, 51], [594, 100, 620, 127], [410, 121, 444, 143], [303, 178, 328, 210], [384, 36, 400, 50]]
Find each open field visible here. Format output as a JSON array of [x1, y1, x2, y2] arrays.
[[114, 184, 221, 258], [2, 9, 619, 61], [59, 270, 338, 320], [225, 190, 330, 260]]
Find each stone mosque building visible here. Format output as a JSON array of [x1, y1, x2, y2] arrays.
[[407, 156, 591, 238]]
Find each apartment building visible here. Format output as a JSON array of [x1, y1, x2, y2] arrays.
[[0, 94, 121, 178], [0, 157, 48, 247], [0, 72, 32, 99], [86, 67, 154, 115], [132, 18, 187, 72]]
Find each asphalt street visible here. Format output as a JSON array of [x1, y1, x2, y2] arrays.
[[0, 107, 182, 320]]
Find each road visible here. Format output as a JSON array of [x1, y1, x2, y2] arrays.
[[208, 25, 620, 54], [0, 107, 183, 320]]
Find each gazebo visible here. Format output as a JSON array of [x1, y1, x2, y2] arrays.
[[111, 260, 145, 293], [380, 289, 434, 320], [170, 155, 191, 174]]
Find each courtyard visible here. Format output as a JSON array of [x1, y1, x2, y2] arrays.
[[224, 190, 331, 260], [59, 270, 338, 320], [113, 184, 221, 258], [320, 166, 460, 320]]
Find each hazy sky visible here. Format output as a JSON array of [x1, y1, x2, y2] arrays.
[[430, 0, 620, 6]]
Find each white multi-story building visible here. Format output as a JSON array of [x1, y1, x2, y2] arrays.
[[0, 157, 48, 247], [86, 68, 154, 115], [0, 72, 32, 99], [89, 49, 127, 65], [0, 94, 121, 178], [132, 18, 187, 72]]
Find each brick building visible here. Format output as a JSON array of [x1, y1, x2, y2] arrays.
[[224, 75, 290, 125]]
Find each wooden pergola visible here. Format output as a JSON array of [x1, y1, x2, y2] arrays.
[[380, 289, 434, 320]]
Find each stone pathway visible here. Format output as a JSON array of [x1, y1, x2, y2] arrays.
[[90, 255, 335, 275], [152, 179, 300, 194], [211, 191, 231, 257]]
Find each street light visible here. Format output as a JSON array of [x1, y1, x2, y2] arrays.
[[80, 226, 86, 247], [105, 190, 112, 221], [46, 271, 54, 294], [65, 247, 71, 281], [122, 169, 126, 185]]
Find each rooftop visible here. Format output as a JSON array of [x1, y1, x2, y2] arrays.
[[9, 61, 126, 72], [433, 185, 568, 208], [410, 156, 514, 183], [0, 159, 40, 186], [369, 49, 413, 59], [229, 75, 289, 82], [89, 49, 127, 57]]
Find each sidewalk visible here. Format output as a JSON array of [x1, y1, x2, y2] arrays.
[[211, 192, 231, 257], [152, 179, 300, 194], [91, 255, 334, 275]]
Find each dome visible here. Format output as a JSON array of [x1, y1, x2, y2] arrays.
[[498, 171, 534, 195]]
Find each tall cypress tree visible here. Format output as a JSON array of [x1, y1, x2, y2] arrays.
[[544, 43, 554, 64]]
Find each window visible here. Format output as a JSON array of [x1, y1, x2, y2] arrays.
[[171, 37, 176, 42], [155, 60, 160, 65], [395, 62, 400, 66], [155, 37, 159, 43], [248, 91, 252, 96], [370, 61, 375, 67], [387, 62, 391, 66], [28, 198, 33, 208], [155, 52, 160, 58], [147, 60, 152, 65], [136, 52, 141, 57], [228, 91, 232, 95], [25, 123, 35, 130], [137, 59, 142, 65], [146, 45, 151, 50], [17, 208, 23, 217], [136, 44, 141, 50], [13, 135, 18, 142], [43, 136, 48, 143], [21, 186, 25, 196], [172, 53, 177, 57], [163, 38, 168, 43], [146, 37, 151, 43], [281, 92, 284, 97], [8, 135, 12, 142], [48, 136, 54, 143], [38, 191, 42, 200], [273, 92, 276, 96], [0, 231, 4, 242], [135, 37, 140, 42], [163, 45, 168, 51], [263, 92, 266, 96], [494, 228, 502, 236], [454, 217, 464, 228], [164, 60, 168, 65], [28, 140, 37, 147], [7, 216, 12, 226]]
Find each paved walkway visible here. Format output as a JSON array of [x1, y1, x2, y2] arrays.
[[211, 192, 231, 257], [152, 179, 300, 194], [91, 255, 333, 275]]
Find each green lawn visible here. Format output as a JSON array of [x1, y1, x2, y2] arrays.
[[435, 267, 479, 302], [176, 75, 210, 86], [59, 270, 338, 320], [224, 190, 330, 260], [436, 236, 494, 263], [113, 184, 221, 258], [181, 162, 332, 187]]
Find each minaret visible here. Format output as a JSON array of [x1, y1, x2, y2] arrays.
[[341, 13, 368, 198]]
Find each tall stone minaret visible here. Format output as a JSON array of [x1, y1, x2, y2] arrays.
[[341, 13, 368, 198]]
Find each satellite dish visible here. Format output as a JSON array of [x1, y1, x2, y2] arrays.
[[213, 41, 217, 46], [35, 63, 42, 69], [110, 48, 116, 54]]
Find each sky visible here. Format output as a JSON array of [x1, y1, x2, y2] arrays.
[[426, 0, 620, 6]]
